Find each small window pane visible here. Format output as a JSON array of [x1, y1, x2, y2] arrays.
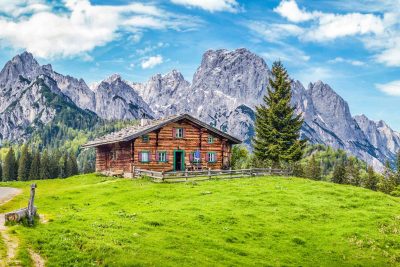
[[208, 135, 214, 144], [141, 152, 149, 162], [142, 135, 149, 142], [208, 152, 216, 163], [158, 152, 166, 162], [176, 128, 183, 138]]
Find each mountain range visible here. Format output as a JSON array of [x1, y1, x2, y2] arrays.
[[0, 49, 398, 171]]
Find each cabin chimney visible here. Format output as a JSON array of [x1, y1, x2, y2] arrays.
[[140, 118, 149, 127]]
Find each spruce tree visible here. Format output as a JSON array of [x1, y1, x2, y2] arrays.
[[18, 145, 31, 181], [49, 150, 61, 178], [29, 151, 41, 180], [59, 153, 68, 178], [305, 155, 321, 180], [396, 150, 400, 185], [66, 154, 79, 177], [345, 158, 361, 186], [253, 61, 305, 167], [365, 166, 378, 191], [40, 150, 51, 180], [332, 161, 346, 184], [3, 147, 17, 181]]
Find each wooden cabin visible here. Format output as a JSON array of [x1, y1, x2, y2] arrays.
[[82, 114, 241, 176]]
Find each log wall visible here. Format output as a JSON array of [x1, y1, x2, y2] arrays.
[[95, 119, 234, 173]]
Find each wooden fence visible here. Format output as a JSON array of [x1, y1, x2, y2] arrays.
[[134, 168, 292, 183]]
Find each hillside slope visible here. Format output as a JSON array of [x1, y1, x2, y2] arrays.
[[1, 175, 399, 266]]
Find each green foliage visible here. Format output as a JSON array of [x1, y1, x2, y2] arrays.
[[365, 166, 379, 191], [1, 175, 400, 266], [253, 61, 305, 166], [3, 147, 17, 181], [29, 151, 41, 180], [231, 145, 250, 169], [18, 145, 31, 181], [332, 161, 346, 184], [305, 155, 321, 180], [40, 150, 50, 180]]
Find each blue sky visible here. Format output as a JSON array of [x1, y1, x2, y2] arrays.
[[0, 0, 399, 129]]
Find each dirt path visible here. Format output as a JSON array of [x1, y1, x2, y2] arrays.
[[0, 187, 45, 267], [0, 187, 22, 266]]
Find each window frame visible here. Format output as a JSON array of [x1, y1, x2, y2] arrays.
[[207, 152, 216, 163], [140, 151, 150, 163], [142, 134, 149, 143], [157, 151, 167, 163], [175, 128, 184, 138], [207, 135, 214, 144]]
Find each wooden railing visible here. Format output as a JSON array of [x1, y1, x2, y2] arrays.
[[134, 168, 292, 183]]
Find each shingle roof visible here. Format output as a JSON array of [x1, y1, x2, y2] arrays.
[[82, 113, 241, 148]]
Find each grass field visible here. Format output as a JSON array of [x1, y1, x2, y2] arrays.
[[1, 174, 400, 266]]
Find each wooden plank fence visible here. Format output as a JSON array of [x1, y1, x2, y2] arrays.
[[134, 168, 292, 183]]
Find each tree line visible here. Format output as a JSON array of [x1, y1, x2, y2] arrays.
[[0, 146, 79, 181]]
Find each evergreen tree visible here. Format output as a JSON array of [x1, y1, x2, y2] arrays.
[[305, 155, 321, 180], [292, 162, 305, 177], [17, 145, 31, 181], [332, 161, 346, 184], [29, 150, 41, 180], [3, 147, 17, 181], [66, 153, 79, 177], [378, 161, 397, 194], [365, 166, 378, 191], [346, 158, 361, 186], [396, 150, 400, 185], [40, 150, 51, 180], [59, 153, 68, 178], [49, 150, 61, 178], [253, 61, 305, 167]]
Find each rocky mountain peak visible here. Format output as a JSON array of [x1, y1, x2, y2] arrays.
[[104, 73, 122, 84]]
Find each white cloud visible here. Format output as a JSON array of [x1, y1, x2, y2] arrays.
[[136, 42, 169, 56], [0, 0, 200, 59], [295, 67, 333, 85], [273, 0, 384, 41], [261, 45, 310, 64], [376, 80, 400, 96], [267, 0, 400, 66], [0, 0, 50, 17], [171, 0, 240, 12], [246, 21, 303, 43], [141, 55, 163, 69], [273, 0, 317, 22], [328, 57, 365, 66]]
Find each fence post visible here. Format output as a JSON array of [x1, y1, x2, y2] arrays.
[[161, 171, 164, 182], [229, 167, 232, 179], [208, 168, 211, 179], [185, 168, 188, 181], [28, 183, 36, 225]]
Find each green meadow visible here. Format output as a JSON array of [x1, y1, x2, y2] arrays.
[[1, 174, 400, 266]]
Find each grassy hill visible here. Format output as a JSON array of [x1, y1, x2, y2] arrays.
[[1, 175, 400, 266]]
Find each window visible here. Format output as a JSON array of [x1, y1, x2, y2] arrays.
[[207, 135, 214, 144], [207, 152, 216, 163], [139, 151, 150, 163], [175, 128, 184, 138], [157, 151, 167, 162], [142, 135, 149, 143]]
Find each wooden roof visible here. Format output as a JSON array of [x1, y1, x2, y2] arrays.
[[82, 114, 242, 148]]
